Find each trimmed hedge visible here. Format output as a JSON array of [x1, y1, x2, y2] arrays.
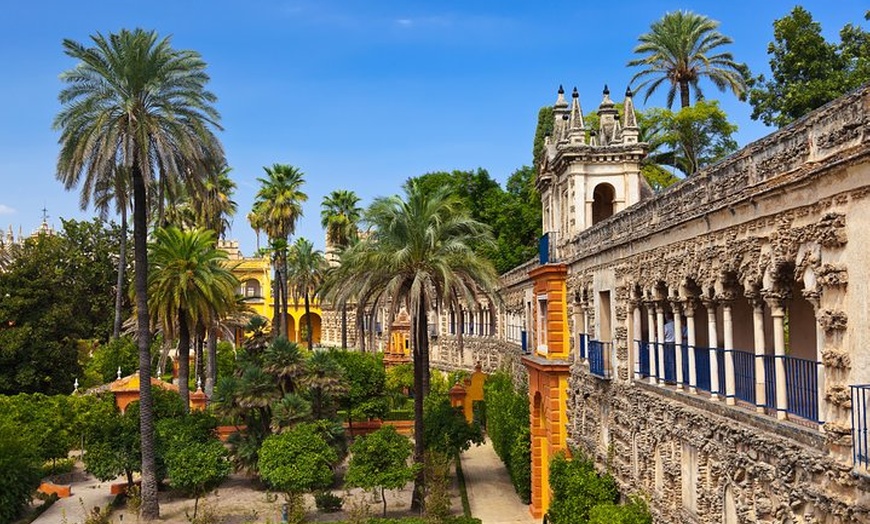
[[483, 370, 530, 503]]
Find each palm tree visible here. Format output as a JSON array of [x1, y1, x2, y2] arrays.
[[250, 164, 308, 338], [321, 190, 362, 348], [54, 28, 224, 519], [628, 10, 748, 108], [148, 227, 237, 411], [194, 165, 238, 397], [323, 179, 500, 510], [287, 238, 327, 349], [93, 164, 131, 339]]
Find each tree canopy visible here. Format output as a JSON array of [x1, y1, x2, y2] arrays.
[[628, 10, 748, 108], [748, 6, 870, 127]]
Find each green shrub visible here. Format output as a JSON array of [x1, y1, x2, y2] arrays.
[[546, 450, 618, 524], [314, 491, 344, 512], [509, 425, 531, 504], [482, 370, 529, 501], [423, 394, 483, 456], [589, 497, 652, 524], [0, 419, 42, 524]]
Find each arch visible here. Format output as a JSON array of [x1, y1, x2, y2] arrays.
[[592, 183, 616, 225], [241, 278, 262, 299], [299, 312, 322, 347]]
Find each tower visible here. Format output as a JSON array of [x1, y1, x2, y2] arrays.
[[537, 85, 651, 248]]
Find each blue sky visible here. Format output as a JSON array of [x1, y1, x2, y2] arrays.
[[0, 1, 865, 255]]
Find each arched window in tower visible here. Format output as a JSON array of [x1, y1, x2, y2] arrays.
[[242, 278, 261, 298], [592, 183, 616, 224]]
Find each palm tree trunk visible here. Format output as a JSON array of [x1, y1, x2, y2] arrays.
[[281, 251, 289, 338], [410, 301, 428, 512], [272, 263, 280, 338], [112, 207, 127, 339], [341, 304, 347, 349], [206, 324, 218, 399], [195, 323, 205, 387], [305, 292, 313, 349], [680, 80, 691, 108], [133, 165, 159, 519], [178, 311, 191, 413]]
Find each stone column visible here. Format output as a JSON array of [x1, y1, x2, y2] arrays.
[[768, 297, 788, 420], [685, 300, 697, 394], [806, 291, 825, 427], [633, 302, 642, 380], [704, 299, 720, 401], [656, 305, 666, 385], [722, 299, 736, 406], [751, 297, 766, 413], [673, 300, 684, 389], [647, 303, 657, 385]]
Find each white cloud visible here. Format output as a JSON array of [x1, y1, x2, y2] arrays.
[[0, 204, 15, 215], [396, 18, 413, 27]]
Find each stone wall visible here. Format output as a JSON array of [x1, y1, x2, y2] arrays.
[[430, 335, 528, 387], [568, 364, 870, 523]]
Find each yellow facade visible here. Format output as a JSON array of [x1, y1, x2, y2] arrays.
[[220, 240, 323, 345]]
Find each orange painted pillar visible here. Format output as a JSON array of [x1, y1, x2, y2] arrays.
[[523, 263, 571, 519]]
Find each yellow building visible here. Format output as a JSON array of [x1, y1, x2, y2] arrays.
[[219, 240, 322, 346]]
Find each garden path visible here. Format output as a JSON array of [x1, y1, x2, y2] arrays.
[[461, 438, 537, 524], [31, 467, 116, 524]]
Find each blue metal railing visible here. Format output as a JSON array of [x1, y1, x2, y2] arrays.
[[716, 347, 726, 397], [784, 355, 820, 423], [680, 344, 690, 387], [731, 349, 756, 405], [761, 354, 777, 410], [589, 340, 612, 379], [851, 385, 870, 470], [638, 340, 650, 377], [695, 346, 711, 392], [662, 343, 677, 383], [579, 334, 588, 360]]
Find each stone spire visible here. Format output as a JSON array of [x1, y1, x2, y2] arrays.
[[622, 86, 639, 144], [567, 87, 586, 144], [597, 85, 619, 146], [553, 85, 569, 141]]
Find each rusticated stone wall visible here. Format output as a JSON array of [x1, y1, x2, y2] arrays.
[[568, 364, 870, 523], [430, 335, 528, 387]]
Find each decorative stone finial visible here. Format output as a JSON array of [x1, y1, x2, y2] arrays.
[[196, 376, 202, 391], [572, 86, 579, 98], [117, 366, 122, 380], [558, 84, 564, 95], [555, 84, 568, 108], [603, 84, 610, 95], [74, 378, 79, 392], [625, 86, 633, 98]]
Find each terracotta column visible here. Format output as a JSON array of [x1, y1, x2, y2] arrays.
[[704, 299, 720, 401], [685, 300, 697, 394], [722, 299, 736, 405], [767, 297, 788, 420], [751, 297, 766, 413]]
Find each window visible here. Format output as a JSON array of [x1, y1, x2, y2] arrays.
[[242, 279, 261, 298]]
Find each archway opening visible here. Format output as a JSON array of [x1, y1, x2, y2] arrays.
[[592, 183, 616, 224]]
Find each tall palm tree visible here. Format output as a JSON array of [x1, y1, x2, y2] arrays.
[[628, 10, 748, 108], [286, 238, 327, 349], [323, 179, 500, 510], [147, 227, 237, 411], [250, 164, 308, 338], [93, 164, 131, 339], [54, 28, 224, 519], [194, 164, 237, 397], [321, 190, 362, 348]]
